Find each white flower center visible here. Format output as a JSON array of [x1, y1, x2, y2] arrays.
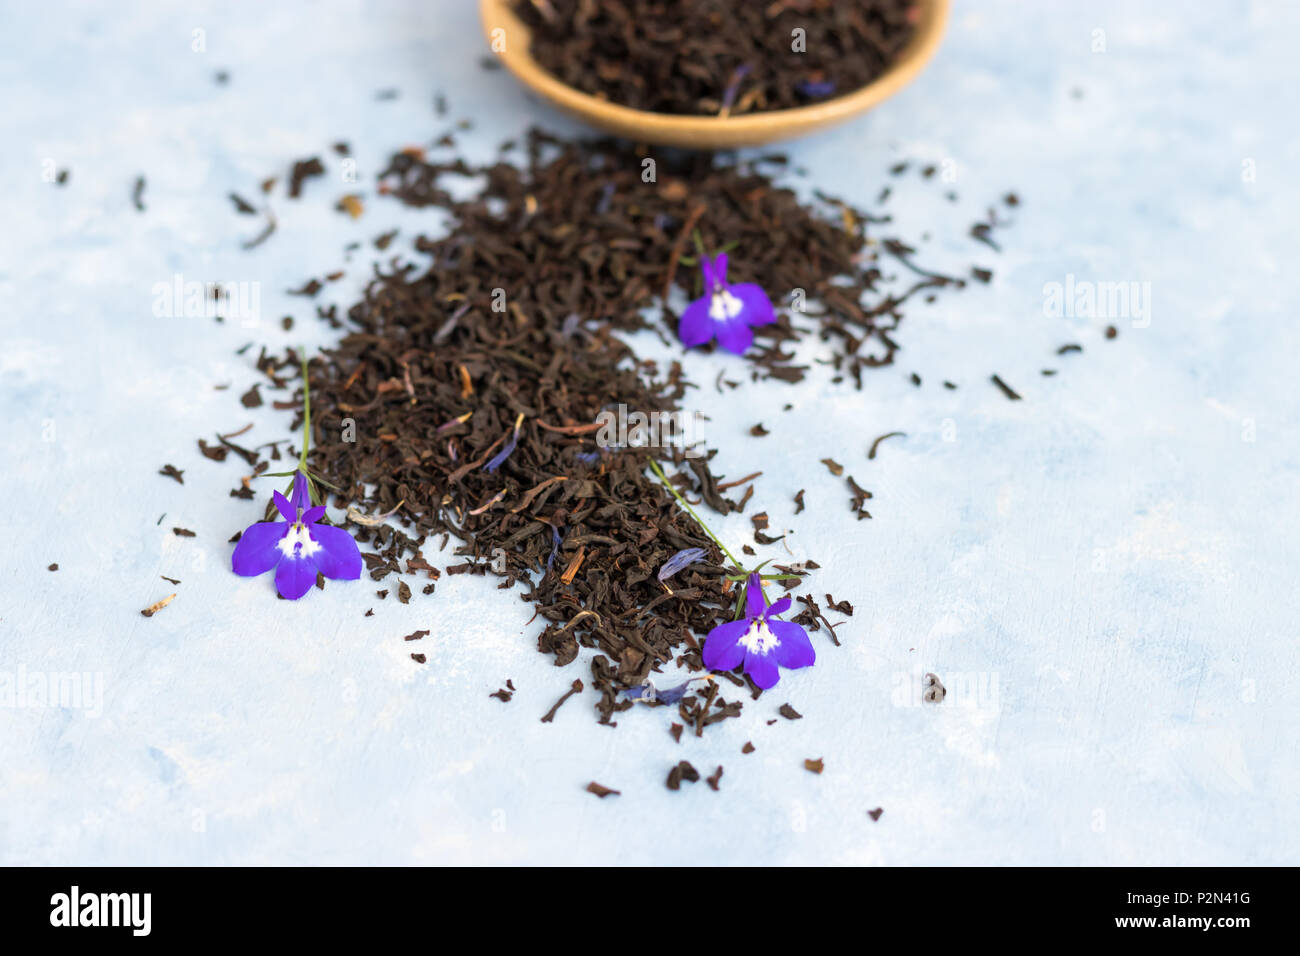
[[738, 618, 780, 656], [709, 288, 744, 322], [277, 522, 321, 560]]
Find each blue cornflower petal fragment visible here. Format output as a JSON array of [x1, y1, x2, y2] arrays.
[[797, 79, 836, 98], [546, 527, 563, 574], [658, 547, 707, 582], [231, 469, 362, 601], [484, 413, 525, 473], [677, 252, 777, 355], [701, 572, 814, 690], [621, 676, 708, 705]]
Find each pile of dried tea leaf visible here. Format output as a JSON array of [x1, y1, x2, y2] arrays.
[[227, 129, 1010, 726], [513, 0, 919, 116]]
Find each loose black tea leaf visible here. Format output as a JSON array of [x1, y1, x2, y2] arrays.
[[242, 210, 277, 250], [586, 781, 619, 798], [287, 156, 325, 199], [667, 760, 701, 790], [804, 757, 825, 774], [541, 679, 583, 723], [172, 527, 195, 537], [990, 374, 1021, 401], [867, 431, 906, 460], [158, 464, 184, 484], [288, 279, 322, 298], [847, 476, 873, 521], [779, 703, 802, 720], [825, 595, 854, 616], [47, 563, 59, 571], [868, 807, 884, 821], [141, 593, 176, 617], [229, 192, 258, 215], [794, 594, 841, 646]]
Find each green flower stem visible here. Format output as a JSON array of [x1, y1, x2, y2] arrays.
[[646, 458, 742, 569]]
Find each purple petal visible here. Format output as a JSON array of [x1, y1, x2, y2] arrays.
[[744, 574, 765, 618], [272, 490, 296, 523], [745, 651, 781, 690], [699, 254, 717, 292], [274, 553, 317, 600], [770, 620, 815, 669], [289, 471, 312, 509], [309, 523, 363, 581], [658, 547, 706, 582], [231, 521, 288, 577], [714, 319, 754, 355], [764, 595, 792, 618], [301, 505, 327, 525], [678, 296, 715, 348], [702, 619, 748, 672], [728, 283, 775, 326], [712, 252, 729, 287]]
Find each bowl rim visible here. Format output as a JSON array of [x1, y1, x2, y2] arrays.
[[479, 0, 950, 143]]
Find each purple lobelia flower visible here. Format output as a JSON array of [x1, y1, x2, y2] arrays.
[[678, 252, 775, 355], [231, 471, 362, 600], [702, 573, 815, 689]]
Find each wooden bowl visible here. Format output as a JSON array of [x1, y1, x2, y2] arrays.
[[478, 0, 950, 149]]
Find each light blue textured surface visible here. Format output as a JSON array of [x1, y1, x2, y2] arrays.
[[2, 0, 1298, 865]]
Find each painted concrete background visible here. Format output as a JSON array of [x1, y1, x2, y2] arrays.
[[2, 1, 1298, 865]]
